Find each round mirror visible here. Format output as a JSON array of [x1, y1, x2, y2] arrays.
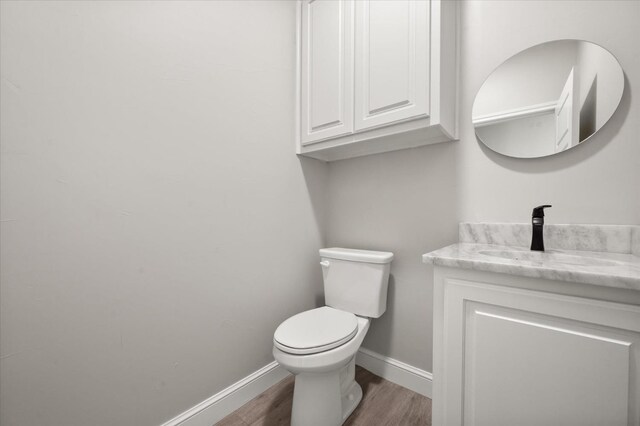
[[472, 40, 624, 159]]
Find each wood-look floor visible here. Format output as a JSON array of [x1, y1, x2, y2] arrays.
[[216, 366, 432, 426]]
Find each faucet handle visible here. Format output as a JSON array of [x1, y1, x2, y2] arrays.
[[532, 205, 552, 218]]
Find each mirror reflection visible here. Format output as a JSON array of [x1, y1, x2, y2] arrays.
[[473, 40, 624, 158]]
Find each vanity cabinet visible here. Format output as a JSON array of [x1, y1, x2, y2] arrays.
[[432, 267, 640, 426], [296, 0, 457, 161]]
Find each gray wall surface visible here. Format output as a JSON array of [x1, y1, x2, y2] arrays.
[[327, 0, 640, 372], [0, 1, 326, 425]]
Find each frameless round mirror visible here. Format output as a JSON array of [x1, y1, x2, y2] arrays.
[[472, 40, 624, 158]]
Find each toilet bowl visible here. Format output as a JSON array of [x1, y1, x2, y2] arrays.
[[273, 312, 370, 425], [272, 248, 393, 426]]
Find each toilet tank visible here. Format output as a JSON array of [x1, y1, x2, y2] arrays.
[[319, 248, 394, 318]]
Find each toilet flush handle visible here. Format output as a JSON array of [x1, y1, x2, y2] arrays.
[[320, 261, 330, 268]]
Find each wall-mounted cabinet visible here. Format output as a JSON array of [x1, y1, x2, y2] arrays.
[[296, 0, 457, 162]]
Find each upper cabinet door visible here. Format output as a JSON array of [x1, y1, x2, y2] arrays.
[[354, 0, 429, 131], [300, 0, 354, 145]]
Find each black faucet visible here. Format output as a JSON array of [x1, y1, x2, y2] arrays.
[[531, 205, 552, 251]]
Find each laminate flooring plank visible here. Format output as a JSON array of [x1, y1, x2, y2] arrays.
[[235, 375, 294, 425], [396, 392, 432, 425], [215, 413, 249, 426], [345, 380, 414, 426]]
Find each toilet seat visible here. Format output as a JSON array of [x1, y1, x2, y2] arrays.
[[274, 306, 358, 355]]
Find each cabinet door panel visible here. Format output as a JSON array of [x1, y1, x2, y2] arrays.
[[354, 0, 429, 131], [300, 0, 353, 144], [465, 304, 631, 426], [439, 278, 640, 426]]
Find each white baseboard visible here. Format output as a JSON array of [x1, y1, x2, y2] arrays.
[[161, 348, 432, 426], [355, 347, 433, 398], [160, 361, 290, 426]]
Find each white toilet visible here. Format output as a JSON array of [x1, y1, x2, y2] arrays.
[[272, 247, 393, 426]]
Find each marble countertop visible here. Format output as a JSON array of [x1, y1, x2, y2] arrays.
[[423, 243, 640, 291]]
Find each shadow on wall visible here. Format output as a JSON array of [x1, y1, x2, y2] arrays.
[[298, 156, 330, 244], [297, 155, 330, 306], [580, 75, 598, 141], [477, 73, 630, 172], [370, 273, 397, 358]]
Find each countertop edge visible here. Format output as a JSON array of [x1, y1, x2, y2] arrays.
[[422, 243, 640, 291]]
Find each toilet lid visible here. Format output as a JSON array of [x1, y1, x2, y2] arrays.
[[274, 307, 358, 355]]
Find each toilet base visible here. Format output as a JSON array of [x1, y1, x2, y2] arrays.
[[290, 356, 362, 426], [341, 379, 363, 422]]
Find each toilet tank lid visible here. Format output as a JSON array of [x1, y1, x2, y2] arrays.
[[319, 248, 394, 264]]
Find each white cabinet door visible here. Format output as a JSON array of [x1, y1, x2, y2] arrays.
[[437, 277, 640, 426], [354, 0, 429, 131], [300, 0, 354, 145]]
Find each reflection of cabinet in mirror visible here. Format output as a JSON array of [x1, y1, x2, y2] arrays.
[[296, 0, 457, 162], [472, 40, 624, 159]]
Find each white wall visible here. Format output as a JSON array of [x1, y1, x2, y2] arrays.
[[327, 0, 640, 373], [0, 2, 327, 425]]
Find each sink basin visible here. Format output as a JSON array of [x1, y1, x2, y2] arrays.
[[478, 250, 619, 267]]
